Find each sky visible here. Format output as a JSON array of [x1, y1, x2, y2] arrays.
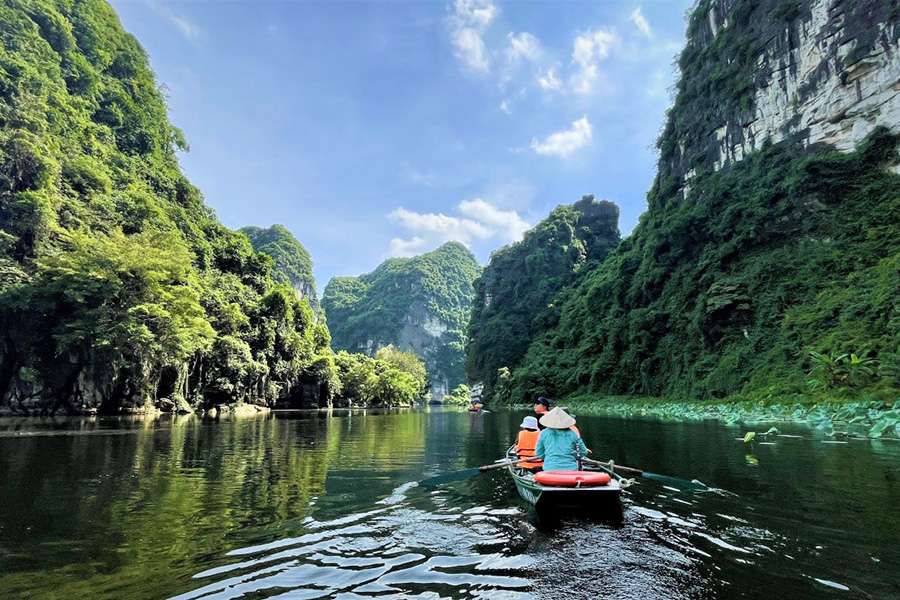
[[109, 0, 694, 290]]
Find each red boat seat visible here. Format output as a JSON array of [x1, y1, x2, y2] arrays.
[[534, 470, 611, 487]]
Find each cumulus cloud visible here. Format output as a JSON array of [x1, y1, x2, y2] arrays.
[[448, 0, 498, 74], [388, 236, 429, 258], [537, 67, 562, 91], [458, 198, 530, 242], [530, 116, 593, 158], [387, 199, 529, 257], [630, 7, 653, 38], [505, 32, 541, 64], [570, 29, 616, 94]]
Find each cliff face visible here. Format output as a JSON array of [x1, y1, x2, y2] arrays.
[[503, 0, 899, 403], [660, 0, 900, 198], [240, 225, 318, 310], [465, 196, 620, 398], [322, 242, 480, 400]]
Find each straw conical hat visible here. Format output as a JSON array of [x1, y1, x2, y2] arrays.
[[539, 407, 575, 429]]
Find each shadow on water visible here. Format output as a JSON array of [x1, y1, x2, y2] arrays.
[[0, 407, 898, 599]]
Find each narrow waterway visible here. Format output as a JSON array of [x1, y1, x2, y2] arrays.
[[0, 408, 897, 599]]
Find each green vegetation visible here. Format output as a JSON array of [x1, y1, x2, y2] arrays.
[[442, 383, 471, 406], [0, 0, 420, 413], [565, 395, 900, 440], [508, 130, 899, 405], [461, 0, 900, 409], [323, 242, 480, 395], [240, 224, 318, 310], [334, 345, 427, 407], [465, 195, 620, 398]]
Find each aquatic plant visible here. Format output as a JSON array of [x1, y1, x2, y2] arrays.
[[565, 395, 900, 440], [807, 351, 879, 391]]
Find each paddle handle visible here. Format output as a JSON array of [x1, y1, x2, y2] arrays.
[[479, 456, 542, 472], [583, 457, 643, 475]]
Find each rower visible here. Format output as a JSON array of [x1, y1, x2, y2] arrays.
[[533, 396, 552, 428], [534, 407, 588, 471], [534, 396, 583, 438], [514, 416, 542, 471]]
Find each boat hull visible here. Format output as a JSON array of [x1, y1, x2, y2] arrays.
[[506, 448, 621, 511]]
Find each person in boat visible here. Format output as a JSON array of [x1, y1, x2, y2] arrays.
[[514, 416, 542, 470], [534, 396, 583, 437], [533, 396, 552, 428], [534, 407, 589, 471]]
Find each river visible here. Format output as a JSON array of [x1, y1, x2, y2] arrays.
[[0, 408, 897, 599]]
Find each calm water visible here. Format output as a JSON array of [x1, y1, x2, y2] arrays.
[[0, 408, 898, 599]]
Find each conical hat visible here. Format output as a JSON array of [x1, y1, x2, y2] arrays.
[[539, 407, 576, 429]]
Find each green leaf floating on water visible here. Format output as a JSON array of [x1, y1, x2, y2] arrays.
[[743, 431, 756, 444], [869, 419, 900, 438]]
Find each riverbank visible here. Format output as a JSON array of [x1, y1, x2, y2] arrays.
[[560, 395, 900, 440]]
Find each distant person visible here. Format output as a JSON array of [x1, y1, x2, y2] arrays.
[[514, 416, 542, 470], [534, 408, 588, 471], [533, 396, 552, 428]]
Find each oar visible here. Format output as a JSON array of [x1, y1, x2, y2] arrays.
[[420, 457, 541, 487], [583, 457, 709, 491]]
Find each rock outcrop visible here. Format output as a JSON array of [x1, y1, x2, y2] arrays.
[[661, 0, 900, 198], [322, 242, 480, 400], [500, 0, 900, 405], [241, 225, 319, 310]]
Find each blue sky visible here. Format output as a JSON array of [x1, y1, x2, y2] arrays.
[[110, 0, 693, 290]]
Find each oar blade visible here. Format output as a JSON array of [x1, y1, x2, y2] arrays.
[[420, 468, 482, 487]]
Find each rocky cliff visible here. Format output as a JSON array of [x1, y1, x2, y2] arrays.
[[322, 242, 481, 400], [660, 0, 900, 199], [240, 225, 318, 310], [498, 0, 899, 403], [465, 195, 620, 399]]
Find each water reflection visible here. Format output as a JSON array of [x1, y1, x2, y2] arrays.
[[0, 408, 898, 599]]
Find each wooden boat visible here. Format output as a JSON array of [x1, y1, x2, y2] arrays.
[[505, 446, 622, 510]]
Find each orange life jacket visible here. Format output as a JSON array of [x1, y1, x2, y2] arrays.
[[516, 429, 543, 470]]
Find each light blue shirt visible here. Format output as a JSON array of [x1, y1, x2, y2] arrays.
[[534, 428, 588, 471]]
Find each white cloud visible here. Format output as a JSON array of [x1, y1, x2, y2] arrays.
[[388, 236, 429, 258], [146, 0, 201, 41], [630, 7, 653, 38], [505, 32, 541, 64], [387, 199, 530, 257], [530, 116, 593, 158], [499, 99, 511, 114], [458, 198, 530, 242], [448, 0, 498, 74], [570, 29, 617, 94], [537, 67, 562, 91]]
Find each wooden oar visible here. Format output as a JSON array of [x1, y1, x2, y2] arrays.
[[420, 456, 541, 487], [583, 457, 708, 490]]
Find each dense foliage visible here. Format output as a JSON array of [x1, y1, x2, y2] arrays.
[[442, 384, 471, 406], [465, 195, 620, 397], [323, 241, 480, 395], [240, 224, 318, 310], [334, 345, 427, 407], [0, 0, 419, 413], [467, 0, 899, 407], [510, 130, 900, 403]]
